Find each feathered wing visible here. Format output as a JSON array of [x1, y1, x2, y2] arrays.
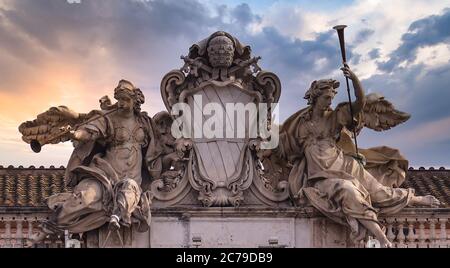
[[336, 93, 411, 188], [18, 95, 117, 147], [361, 93, 410, 132], [18, 106, 88, 146]]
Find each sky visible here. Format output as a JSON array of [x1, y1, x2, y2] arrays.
[[0, 0, 450, 168]]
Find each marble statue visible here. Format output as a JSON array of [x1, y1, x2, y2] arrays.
[[276, 64, 441, 247], [19, 80, 180, 246], [16, 30, 442, 248]]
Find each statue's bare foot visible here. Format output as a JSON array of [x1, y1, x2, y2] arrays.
[[24, 231, 47, 248], [412, 195, 441, 207]]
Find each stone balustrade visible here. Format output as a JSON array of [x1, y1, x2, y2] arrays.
[[355, 208, 450, 248], [382, 210, 449, 248], [1, 207, 449, 248], [0, 209, 66, 248]]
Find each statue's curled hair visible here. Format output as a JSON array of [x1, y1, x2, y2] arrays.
[[114, 79, 145, 114], [304, 79, 340, 105]]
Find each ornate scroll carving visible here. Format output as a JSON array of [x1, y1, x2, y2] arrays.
[[158, 31, 286, 207], [160, 70, 186, 112]]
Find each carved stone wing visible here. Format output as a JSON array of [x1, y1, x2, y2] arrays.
[[362, 93, 411, 132], [18, 106, 87, 146], [18, 95, 117, 148]]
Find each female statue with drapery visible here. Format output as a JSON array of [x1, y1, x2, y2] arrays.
[[20, 80, 172, 245], [278, 65, 440, 247]]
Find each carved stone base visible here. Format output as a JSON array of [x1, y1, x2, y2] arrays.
[[148, 207, 350, 248], [86, 224, 150, 248], [81, 207, 349, 248]]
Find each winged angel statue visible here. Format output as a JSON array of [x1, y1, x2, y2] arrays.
[[18, 80, 182, 246], [275, 65, 441, 247]]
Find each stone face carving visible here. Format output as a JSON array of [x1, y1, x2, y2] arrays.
[[274, 66, 441, 247], [18, 80, 177, 245], [158, 31, 287, 207]]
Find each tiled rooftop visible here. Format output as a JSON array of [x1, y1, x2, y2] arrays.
[[402, 167, 450, 206], [0, 165, 448, 207], [0, 166, 70, 207]]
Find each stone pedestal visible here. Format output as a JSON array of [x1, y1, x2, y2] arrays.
[[87, 225, 150, 248], [86, 207, 351, 248]]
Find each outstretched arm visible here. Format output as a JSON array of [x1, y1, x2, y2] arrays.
[[341, 64, 365, 114], [71, 129, 93, 142], [70, 116, 107, 142]]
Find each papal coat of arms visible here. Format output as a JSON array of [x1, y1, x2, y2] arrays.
[[154, 31, 289, 207]]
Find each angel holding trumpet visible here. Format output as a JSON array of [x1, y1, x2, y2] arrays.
[[278, 62, 441, 247]]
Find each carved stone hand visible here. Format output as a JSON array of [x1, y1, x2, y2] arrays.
[[341, 64, 358, 82]]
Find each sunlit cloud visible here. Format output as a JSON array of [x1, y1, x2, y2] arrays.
[[0, 0, 449, 168]]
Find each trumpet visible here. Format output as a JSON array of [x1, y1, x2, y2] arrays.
[[333, 24, 360, 156], [30, 108, 118, 153]]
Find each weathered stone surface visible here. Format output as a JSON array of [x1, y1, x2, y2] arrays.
[[4, 30, 447, 248]]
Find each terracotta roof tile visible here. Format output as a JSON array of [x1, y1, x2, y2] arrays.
[[0, 166, 71, 207], [0, 166, 449, 207], [402, 168, 450, 206]]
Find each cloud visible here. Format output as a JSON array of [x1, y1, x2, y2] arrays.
[[0, 0, 357, 165], [0, 0, 221, 166], [360, 52, 450, 167], [0, 0, 450, 168], [247, 0, 450, 166], [368, 48, 380, 60], [360, 115, 450, 168], [354, 28, 375, 44], [0, 0, 225, 117], [363, 63, 450, 122], [230, 3, 261, 27], [377, 8, 450, 72], [0, 0, 362, 124]]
